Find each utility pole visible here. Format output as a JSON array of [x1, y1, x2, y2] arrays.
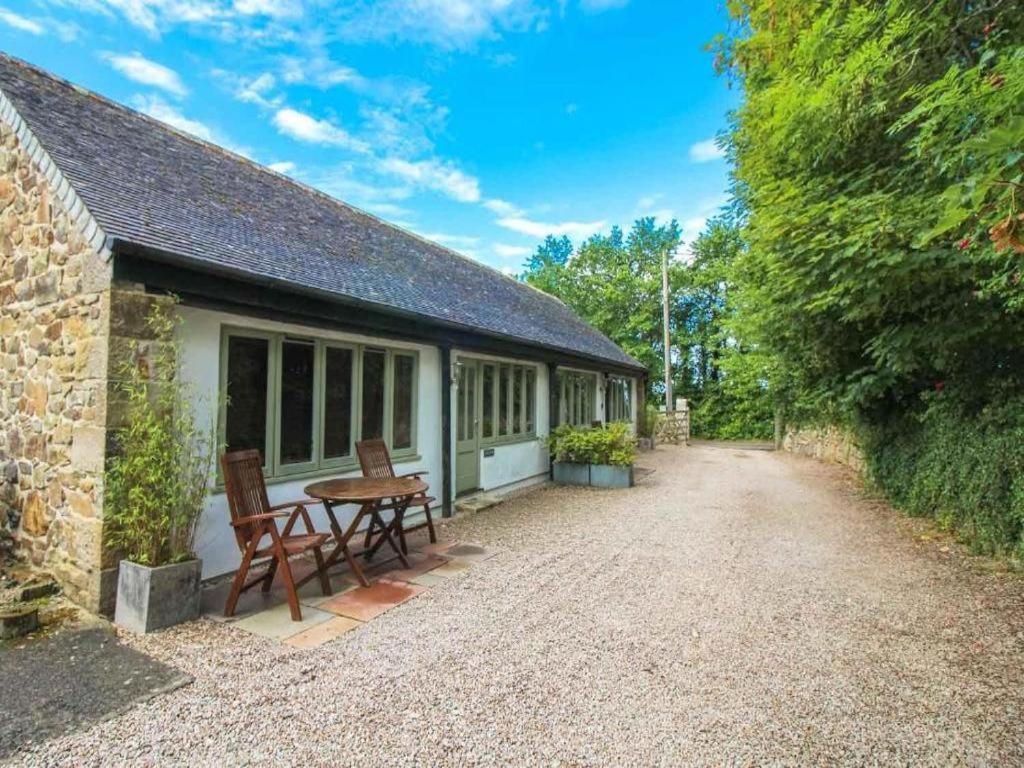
[[662, 246, 673, 412]]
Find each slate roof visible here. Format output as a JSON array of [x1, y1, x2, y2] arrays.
[[0, 55, 643, 372]]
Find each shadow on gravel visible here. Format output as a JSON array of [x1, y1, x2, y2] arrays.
[[0, 625, 190, 759]]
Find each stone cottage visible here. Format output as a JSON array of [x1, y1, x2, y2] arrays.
[[0, 54, 645, 613]]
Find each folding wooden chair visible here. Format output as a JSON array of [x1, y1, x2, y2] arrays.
[[220, 449, 332, 621], [355, 439, 437, 554]]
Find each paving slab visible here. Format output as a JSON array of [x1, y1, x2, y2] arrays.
[[379, 553, 448, 582], [231, 603, 333, 641], [318, 578, 426, 621], [429, 559, 472, 577], [0, 624, 189, 760], [283, 616, 362, 650]]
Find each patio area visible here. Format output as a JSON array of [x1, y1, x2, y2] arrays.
[[6, 443, 1024, 765], [199, 539, 498, 648]]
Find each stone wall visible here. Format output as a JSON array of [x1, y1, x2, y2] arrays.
[[782, 424, 864, 472], [0, 117, 113, 609]]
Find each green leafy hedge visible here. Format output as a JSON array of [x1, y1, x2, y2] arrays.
[[549, 423, 638, 467], [860, 392, 1024, 560]]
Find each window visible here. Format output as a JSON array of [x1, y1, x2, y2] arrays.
[[221, 329, 417, 481], [557, 370, 597, 427], [481, 364, 495, 439], [322, 346, 354, 459], [392, 354, 415, 450], [224, 335, 270, 459], [279, 338, 315, 466], [475, 359, 538, 444], [361, 349, 386, 441], [607, 376, 632, 422]]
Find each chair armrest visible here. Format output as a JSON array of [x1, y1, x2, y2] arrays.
[[230, 512, 287, 527], [268, 499, 319, 511], [398, 471, 428, 478]]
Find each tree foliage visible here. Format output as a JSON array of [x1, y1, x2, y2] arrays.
[[522, 217, 773, 439], [718, 0, 1024, 555]]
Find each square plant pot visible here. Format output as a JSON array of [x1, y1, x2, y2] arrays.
[[552, 461, 590, 486], [115, 558, 202, 634], [589, 464, 634, 488]]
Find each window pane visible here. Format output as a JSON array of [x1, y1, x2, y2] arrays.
[[499, 364, 510, 436], [323, 346, 353, 459], [525, 369, 535, 433], [482, 365, 494, 438], [361, 349, 386, 441], [225, 336, 269, 458], [393, 354, 414, 450], [279, 339, 315, 465], [512, 367, 523, 434]]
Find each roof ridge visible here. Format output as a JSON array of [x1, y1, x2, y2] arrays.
[[0, 52, 568, 308]]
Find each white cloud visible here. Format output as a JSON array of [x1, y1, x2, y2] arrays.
[[378, 157, 481, 203], [484, 198, 525, 217], [0, 8, 44, 34], [496, 216, 606, 240], [273, 108, 370, 153], [103, 52, 187, 97], [232, 0, 301, 18], [500, 265, 517, 276], [688, 137, 725, 163], [267, 160, 295, 174], [231, 71, 280, 107], [494, 243, 532, 259], [565, 102, 578, 115]]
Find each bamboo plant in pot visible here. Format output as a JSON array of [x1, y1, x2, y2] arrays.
[[107, 299, 214, 634]]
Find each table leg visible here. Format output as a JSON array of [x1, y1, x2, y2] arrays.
[[320, 500, 372, 588], [364, 500, 411, 569]]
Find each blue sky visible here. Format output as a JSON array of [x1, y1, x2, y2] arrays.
[[0, 0, 736, 272]]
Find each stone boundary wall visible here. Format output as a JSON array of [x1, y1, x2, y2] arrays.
[[0, 117, 113, 609], [782, 424, 864, 473]]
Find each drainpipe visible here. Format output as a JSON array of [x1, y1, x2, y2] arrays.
[[440, 345, 453, 518]]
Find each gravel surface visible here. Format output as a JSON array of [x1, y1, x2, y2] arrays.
[[9, 444, 1024, 766]]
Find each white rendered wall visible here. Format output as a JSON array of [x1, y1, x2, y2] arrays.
[[177, 306, 442, 580]]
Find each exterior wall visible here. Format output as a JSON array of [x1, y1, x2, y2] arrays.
[[177, 306, 443, 579], [0, 118, 114, 608], [450, 350, 551, 497]]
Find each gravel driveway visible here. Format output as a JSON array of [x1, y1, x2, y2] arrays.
[[10, 444, 1024, 766]]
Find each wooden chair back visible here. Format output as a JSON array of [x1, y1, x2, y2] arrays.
[[220, 449, 272, 553], [356, 439, 395, 480]]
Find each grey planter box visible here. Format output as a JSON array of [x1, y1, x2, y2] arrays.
[[552, 462, 590, 486], [589, 464, 634, 488], [115, 558, 202, 634]]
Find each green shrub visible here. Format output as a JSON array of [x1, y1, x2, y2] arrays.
[[103, 300, 214, 566], [549, 423, 638, 467], [860, 391, 1024, 560]]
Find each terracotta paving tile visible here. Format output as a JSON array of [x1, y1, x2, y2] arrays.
[[283, 616, 362, 649], [380, 554, 448, 583], [319, 578, 427, 621], [297, 573, 359, 607], [430, 559, 472, 577], [233, 603, 334, 641]]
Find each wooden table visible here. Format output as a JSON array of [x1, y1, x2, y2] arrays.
[[304, 476, 428, 587]]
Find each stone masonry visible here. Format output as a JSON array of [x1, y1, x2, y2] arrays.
[[0, 116, 113, 610], [782, 424, 864, 473]]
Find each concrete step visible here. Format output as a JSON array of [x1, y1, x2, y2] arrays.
[[454, 493, 502, 515]]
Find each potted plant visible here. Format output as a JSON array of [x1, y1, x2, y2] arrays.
[[106, 299, 214, 634], [549, 423, 638, 488]]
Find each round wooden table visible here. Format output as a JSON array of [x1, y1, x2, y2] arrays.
[[304, 476, 428, 587]]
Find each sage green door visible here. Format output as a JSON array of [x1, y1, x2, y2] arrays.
[[455, 360, 480, 495]]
